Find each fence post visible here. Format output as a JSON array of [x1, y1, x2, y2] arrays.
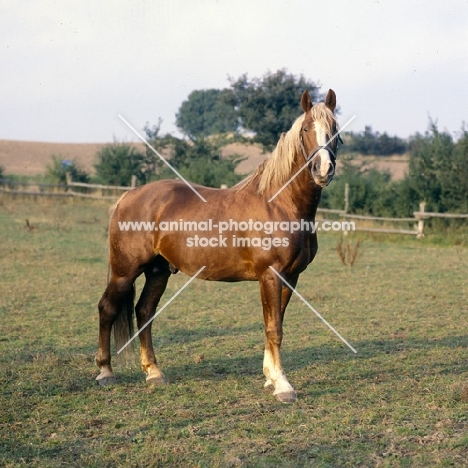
[[416, 201, 426, 239], [343, 183, 350, 236], [344, 183, 349, 214], [131, 175, 137, 188]]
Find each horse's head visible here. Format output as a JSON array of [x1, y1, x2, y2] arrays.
[[299, 89, 339, 187]]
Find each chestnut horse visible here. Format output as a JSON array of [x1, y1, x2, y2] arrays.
[[96, 89, 339, 403]]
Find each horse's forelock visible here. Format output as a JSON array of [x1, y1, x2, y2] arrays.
[[309, 103, 337, 138]]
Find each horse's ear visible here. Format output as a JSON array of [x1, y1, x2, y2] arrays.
[[301, 91, 313, 112], [325, 89, 336, 112]]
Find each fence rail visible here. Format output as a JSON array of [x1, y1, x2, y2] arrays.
[[413, 211, 468, 219], [66, 178, 130, 191], [317, 196, 466, 238], [1, 178, 466, 238]]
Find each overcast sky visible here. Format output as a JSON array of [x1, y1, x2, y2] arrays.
[[1, 0, 467, 143]]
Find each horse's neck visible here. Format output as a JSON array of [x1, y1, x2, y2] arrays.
[[239, 153, 322, 219], [279, 156, 322, 219]]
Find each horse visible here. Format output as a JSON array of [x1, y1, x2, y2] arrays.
[[95, 89, 339, 403]]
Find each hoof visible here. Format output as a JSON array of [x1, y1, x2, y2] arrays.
[[96, 376, 117, 386], [264, 380, 274, 392], [274, 390, 297, 404], [146, 375, 167, 386]]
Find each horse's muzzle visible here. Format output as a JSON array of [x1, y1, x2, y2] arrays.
[[311, 156, 335, 187]]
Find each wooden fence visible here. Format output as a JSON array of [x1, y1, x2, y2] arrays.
[[0, 174, 134, 201], [315, 185, 467, 238], [317, 202, 468, 238], [1, 178, 466, 238]]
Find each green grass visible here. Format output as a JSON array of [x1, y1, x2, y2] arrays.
[[0, 195, 467, 467]]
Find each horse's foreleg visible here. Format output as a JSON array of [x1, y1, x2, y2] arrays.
[[263, 277, 297, 394], [260, 270, 297, 403], [135, 268, 171, 385]]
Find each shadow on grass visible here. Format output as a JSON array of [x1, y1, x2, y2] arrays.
[[119, 332, 468, 387], [156, 321, 263, 345], [2, 330, 467, 394]]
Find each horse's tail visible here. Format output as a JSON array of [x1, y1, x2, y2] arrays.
[[106, 191, 128, 282], [113, 282, 136, 363], [107, 191, 135, 363]]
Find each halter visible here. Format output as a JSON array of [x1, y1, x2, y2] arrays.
[[299, 136, 337, 167]]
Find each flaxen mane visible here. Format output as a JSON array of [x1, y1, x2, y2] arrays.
[[236, 102, 337, 194]]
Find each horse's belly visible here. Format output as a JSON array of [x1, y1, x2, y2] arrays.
[[156, 233, 258, 281]]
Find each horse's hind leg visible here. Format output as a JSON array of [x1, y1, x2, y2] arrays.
[[135, 261, 171, 385], [96, 276, 135, 385]]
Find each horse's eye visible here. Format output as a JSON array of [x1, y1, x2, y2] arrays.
[[303, 128, 308, 132]]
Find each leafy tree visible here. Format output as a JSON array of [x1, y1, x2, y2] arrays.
[[224, 69, 323, 150], [46, 154, 90, 184], [408, 124, 468, 212], [449, 129, 468, 212], [344, 126, 407, 156], [144, 124, 243, 188], [176, 89, 238, 140], [94, 144, 146, 186]]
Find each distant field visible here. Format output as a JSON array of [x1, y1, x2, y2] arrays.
[[0, 196, 467, 467], [0, 140, 116, 176], [0, 139, 409, 179]]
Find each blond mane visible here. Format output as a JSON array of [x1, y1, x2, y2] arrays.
[[236, 103, 336, 194]]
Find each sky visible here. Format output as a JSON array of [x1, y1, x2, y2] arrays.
[[1, 0, 467, 143]]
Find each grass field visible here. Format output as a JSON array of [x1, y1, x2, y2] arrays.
[[1, 196, 467, 467]]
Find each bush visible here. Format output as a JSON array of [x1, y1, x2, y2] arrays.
[[46, 155, 90, 184], [94, 144, 146, 186], [322, 159, 413, 217], [177, 157, 242, 188]]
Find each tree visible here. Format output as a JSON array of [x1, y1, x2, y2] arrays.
[[344, 126, 407, 156], [408, 124, 468, 212], [449, 129, 468, 212], [46, 155, 90, 184], [144, 124, 243, 188], [176, 89, 238, 141], [94, 144, 146, 186], [223, 69, 323, 150]]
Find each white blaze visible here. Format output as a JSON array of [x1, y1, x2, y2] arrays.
[[314, 121, 331, 177]]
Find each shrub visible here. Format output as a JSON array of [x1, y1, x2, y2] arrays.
[[94, 144, 146, 186], [46, 155, 90, 184]]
